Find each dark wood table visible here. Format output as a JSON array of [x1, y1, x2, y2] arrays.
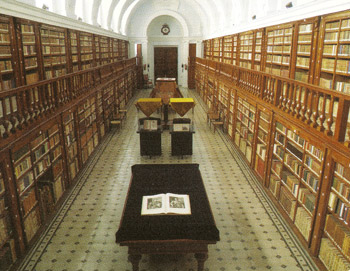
[[137, 118, 162, 156], [115, 164, 220, 271], [170, 124, 195, 156]]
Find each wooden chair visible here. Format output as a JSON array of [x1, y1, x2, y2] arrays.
[[207, 107, 219, 127], [210, 110, 225, 133]]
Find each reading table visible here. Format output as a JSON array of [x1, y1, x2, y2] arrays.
[[115, 164, 220, 271], [137, 117, 162, 156], [170, 118, 195, 156]]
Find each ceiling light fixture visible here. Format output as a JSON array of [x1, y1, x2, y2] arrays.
[[286, 2, 293, 8]]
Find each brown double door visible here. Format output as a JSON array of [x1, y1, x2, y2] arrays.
[[154, 47, 178, 82]]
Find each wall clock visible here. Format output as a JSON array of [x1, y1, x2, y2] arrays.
[[161, 24, 170, 35]]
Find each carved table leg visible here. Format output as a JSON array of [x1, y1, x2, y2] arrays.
[[195, 253, 208, 271], [128, 254, 142, 271]]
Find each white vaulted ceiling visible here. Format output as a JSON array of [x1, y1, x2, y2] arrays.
[[14, 0, 350, 39]]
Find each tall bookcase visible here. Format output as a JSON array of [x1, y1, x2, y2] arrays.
[[234, 96, 256, 164], [100, 36, 109, 65], [239, 31, 253, 69], [77, 95, 98, 165], [253, 29, 264, 71], [40, 25, 67, 79], [0, 16, 16, 91], [223, 35, 236, 64], [320, 153, 350, 271], [266, 23, 294, 77], [269, 120, 324, 244], [227, 87, 236, 139], [0, 161, 17, 270], [254, 107, 271, 182], [292, 19, 318, 83], [316, 11, 350, 93], [69, 30, 79, 72], [18, 20, 40, 84], [79, 32, 93, 70], [62, 111, 79, 184], [213, 37, 222, 62]]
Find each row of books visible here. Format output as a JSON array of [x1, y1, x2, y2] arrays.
[[0, 22, 8, 31], [298, 187, 316, 213], [23, 207, 40, 242], [21, 188, 37, 216], [33, 155, 50, 178], [284, 153, 302, 177], [14, 156, 31, 179], [297, 44, 311, 54], [298, 34, 312, 43], [272, 159, 283, 176], [335, 163, 350, 181], [305, 142, 323, 160], [319, 237, 350, 271], [332, 176, 350, 201], [302, 169, 319, 192], [21, 24, 34, 33], [269, 175, 281, 197], [296, 56, 310, 68], [0, 33, 9, 43], [305, 155, 322, 175], [42, 46, 66, 54], [23, 45, 36, 56], [328, 192, 350, 223], [33, 141, 49, 162], [267, 28, 293, 37], [0, 216, 9, 245], [281, 171, 299, 197], [294, 206, 312, 240], [299, 24, 313, 33], [40, 29, 65, 38], [256, 143, 267, 160], [0, 60, 12, 71], [295, 71, 309, 82], [324, 214, 350, 259], [279, 185, 296, 219]]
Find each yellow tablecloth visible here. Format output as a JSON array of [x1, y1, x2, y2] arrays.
[[135, 98, 162, 117], [169, 98, 195, 117]]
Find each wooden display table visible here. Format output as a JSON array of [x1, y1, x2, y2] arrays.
[[115, 164, 220, 271], [170, 119, 195, 156], [137, 117, 162, 156]]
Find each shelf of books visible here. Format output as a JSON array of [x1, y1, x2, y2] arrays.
[[77, 96, 98, 165], [79, 32, 93, 70], [117, 78, 126, 110], [223, 35, 237, 64], [122, 40, 128, 60], [217, 81, 229, 131], [100, 36, 110, 65], [204, 40, 212, 59], [112, 39, 118, 62], [93, 35, 100, 66], [239, 31, 253, 69], [269, 120, 324, 243], [19, 20, 40, 85], [206, 76, 216, 110], [213, 37, 222, 62], [96, 91, 105, 139], [0, 16, 16, 92], [266, 23, 294, 78], [0, 163, 17, 270], [103, 84, 115, 131], [317, 11, 350, 94], [320, 154, 350, 271], [11, 141, 41, 244], [62, 111, 79, 183], [253, 30, 264, 71], [234, 96, 256, 164], [254, 107, 271, 182], [69, 30, 79, 72], [227, 87, 236, 139], [40, 25, 67, 79], [293, 19, 318, 83]]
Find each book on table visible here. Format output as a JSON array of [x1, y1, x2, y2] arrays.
[[173, 123, 190, 132], [143, 119, 158, 130], [141, 193, 191, 215]]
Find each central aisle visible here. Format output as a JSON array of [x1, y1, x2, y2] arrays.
[[19, 88, 317, 271]]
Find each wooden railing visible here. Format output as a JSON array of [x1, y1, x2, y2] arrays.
[[196, 57, 350, 145], [0, 58, 137, 142]]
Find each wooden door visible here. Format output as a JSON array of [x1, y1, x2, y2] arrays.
[[154, 47, 178, 82], [188, 43, 196, 89]]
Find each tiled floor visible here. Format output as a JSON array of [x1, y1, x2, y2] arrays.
[[18, 88, 318, 271]]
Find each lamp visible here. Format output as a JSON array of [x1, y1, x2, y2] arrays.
[[252, 15, 256, 20], [286, 2, 293, 8], [42, 4, 49, 10]]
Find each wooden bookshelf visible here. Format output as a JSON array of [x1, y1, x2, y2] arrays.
[[79, 32, 93, 70], [103, 84, 115, 131], [227, 87, 236, 139], [234, 96, 256, 164], [266, 23, 294, 78], [112, 38, 118, 62], [269, 120, 324, 243], [62, 111, 79, 183], [40, 25, 67, 79], [239, 31, 253, 69], [19, 20, 40, 85], [0, 16, 16, 91], [213, 37, 222, 62], [0, 163, 17, 270], [223, 35, 234, 64], [316, 11, 350, 94], [77, 95, 98, 165], [319, 152, 350, 271], [254, 107, 271, 182], [253, 29, 264, 71], [96, 91, 105, 139], [292, 19, 318, 83], [100, 36, 109, 65], [69, 30, 79, 72]]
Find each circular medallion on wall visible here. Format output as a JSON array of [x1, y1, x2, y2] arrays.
[[161, 24, 170, 35]]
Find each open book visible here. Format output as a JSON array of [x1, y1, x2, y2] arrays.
[[143, 119, 158, 130], [141, 193, 191, 215], [173, 123, 190, 132]]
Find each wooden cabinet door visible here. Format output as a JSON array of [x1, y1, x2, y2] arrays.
[[154, 47, 178, 82]]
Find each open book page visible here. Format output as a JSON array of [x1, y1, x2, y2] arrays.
[[173, 123, 190, 132], [166, 193, 191, 215], [141, 193, 191, 215], [143, 119, 158, 130]]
